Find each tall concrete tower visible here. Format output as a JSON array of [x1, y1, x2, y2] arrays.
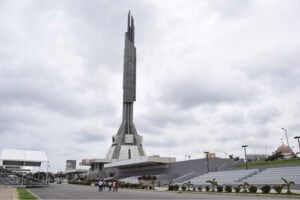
[[106, 11, 146, 160]]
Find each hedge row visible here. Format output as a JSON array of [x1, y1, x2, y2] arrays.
[[169, 184, 287, 194]]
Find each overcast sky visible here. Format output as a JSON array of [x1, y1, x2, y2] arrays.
[[0, 0, 300, 172]]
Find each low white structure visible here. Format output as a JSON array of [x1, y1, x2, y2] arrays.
[[104, 156, 176, 169], [0, 148, 49, 186], [0, 149, 48, 167]]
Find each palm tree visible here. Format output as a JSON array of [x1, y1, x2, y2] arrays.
[[281, 178, 295, 194], [206, 179, 218, 192], [183, 181, 194, 191]]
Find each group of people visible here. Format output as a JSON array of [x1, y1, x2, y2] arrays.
[[98, 180, 119, 192]]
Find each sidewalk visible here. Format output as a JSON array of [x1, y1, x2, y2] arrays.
[[0, 188, 18, 200]]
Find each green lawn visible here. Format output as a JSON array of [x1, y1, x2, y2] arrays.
[[235, 159, 300, 168], [17, 188, 37, 200]]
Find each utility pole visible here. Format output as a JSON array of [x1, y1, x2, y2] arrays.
[[242, 145, 248, 170], [204, 151, 210, 172], [281, 128, 290, 147]]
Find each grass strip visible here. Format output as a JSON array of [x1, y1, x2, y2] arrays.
[[17, 188, 37, 200], [235, 159, 300, 168]]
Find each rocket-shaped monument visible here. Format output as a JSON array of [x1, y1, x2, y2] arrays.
[[106, 12, 146, 160]]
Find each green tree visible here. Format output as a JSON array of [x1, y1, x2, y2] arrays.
[[183, 181, 194, 191], [281, 178, 295, 194], [206, 179, 218, 192]]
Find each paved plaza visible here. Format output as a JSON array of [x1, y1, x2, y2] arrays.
[[29, 184, 297, 200], [0, 188, 17, 200]]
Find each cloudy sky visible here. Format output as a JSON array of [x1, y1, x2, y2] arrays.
[[0, 0, 300, 172]]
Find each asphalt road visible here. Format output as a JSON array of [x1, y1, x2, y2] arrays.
[[29, 184, 295, 200]]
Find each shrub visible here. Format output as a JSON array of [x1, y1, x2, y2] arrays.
[[174, 185, 179, 191], [249, 185, 258, 193], [217, 185, 223, 192], [205, 186, 210, 192], [120, 182, 126, 188], [193, 187, 196, 192], [225, 185, 232, 193], [181, 185, 186, 191], [234, 186, 241, 193], [197, 186, 202, 192], [241, 182, 249, 193], [168, 185, 174, 191], [273, 185, 283, 194], [260, 185, 271, 194]]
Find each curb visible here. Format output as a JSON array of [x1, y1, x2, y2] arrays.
[[12, 188, 18, 200], [27, 189, 42, 200]]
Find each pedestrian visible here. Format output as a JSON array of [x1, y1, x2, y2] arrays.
[[108, 181, 113, 192], [112, 180, 116, 192], [98, 180, 104, 192], [115, 180, 119, 192]]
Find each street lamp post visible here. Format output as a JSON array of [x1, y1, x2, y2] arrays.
[[204, 151, 210, 172], [242, 145, 248, 170], [294, 136, 300, 154], [281, 128, 290, 147]]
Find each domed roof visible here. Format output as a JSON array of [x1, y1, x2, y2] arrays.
[[276, 144, 293, 154]]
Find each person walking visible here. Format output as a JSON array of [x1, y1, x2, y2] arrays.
[[112, 180, 116, 192], [98, 180, 104, 192], [115, 180, 119, 192], [108, 181, 113, 192]]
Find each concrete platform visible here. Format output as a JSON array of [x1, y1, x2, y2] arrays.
[[0, 188, 17, 200]]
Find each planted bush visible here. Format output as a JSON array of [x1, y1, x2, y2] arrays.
[[217, 185, 223, 192], [205, 186, 210, 192], [241, 182, 249, 193], [197, 186, 202, 192], [174, 185, 179, 191], [120, 182, 126, 188], [181, 185, 186, 191], [225, 185, 232, 193], [273, 185, 283, 194], [260, 185, 271, 194], [234, 186, 241, 193], [168, 185, 174, 191], [249, 185, 258, 193]]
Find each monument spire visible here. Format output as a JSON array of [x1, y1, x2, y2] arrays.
[[106, 12, 145, 160]]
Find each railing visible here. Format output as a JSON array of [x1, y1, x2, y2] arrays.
[[0, 171, 47, 187]]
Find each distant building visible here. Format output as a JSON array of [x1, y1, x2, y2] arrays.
[[276, 144, 294, 159], [207, 153, 216, 159]]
